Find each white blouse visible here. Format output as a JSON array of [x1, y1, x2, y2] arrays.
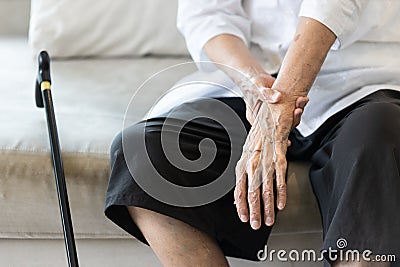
[[146, 0, 400, 137]]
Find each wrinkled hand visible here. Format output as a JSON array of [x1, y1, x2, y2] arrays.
[[238, 72, 277, 125], [239, 71, 308, 129], [234, 92, 303, 230]]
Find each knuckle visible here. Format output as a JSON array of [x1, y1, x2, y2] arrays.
[[262, 189, 273, 199], [264, 210, 273, 218], [264, 204, 274, 216], [248, 192, 259, 204], [250, 211, 259, 218], [277, 183, 287, 192], [234, 185, 245, 198], [277, 187, 287, 196], [248, 191, 256, 199], [239, 208, 247, 216], [276, 158, 286, 165]]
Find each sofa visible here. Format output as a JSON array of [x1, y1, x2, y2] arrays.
[[0, 0, 322, 266]]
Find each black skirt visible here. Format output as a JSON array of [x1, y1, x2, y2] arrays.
[[105, 90, 400, 263]]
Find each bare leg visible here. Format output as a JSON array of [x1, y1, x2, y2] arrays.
[[127, 206, 229, 267], [333, 258, 390, 267]]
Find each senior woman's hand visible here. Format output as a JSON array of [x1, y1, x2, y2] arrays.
[[238, 70, 308, 128], [233, 17, 336, 230], [234, 92, 299, 229]]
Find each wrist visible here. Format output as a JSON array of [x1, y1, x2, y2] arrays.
[[271, 81, 308, 99], [225, 62, 267, 87]]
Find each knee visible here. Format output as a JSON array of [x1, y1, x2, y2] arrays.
[[110, 122, 147, 160], [343, 102, 400, 148]]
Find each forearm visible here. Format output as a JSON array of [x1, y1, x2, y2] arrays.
[[273, 17, 336, 96], [203, 34, 266, 84]]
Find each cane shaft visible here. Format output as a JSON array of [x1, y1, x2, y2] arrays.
[[42, 87, 79, 267]]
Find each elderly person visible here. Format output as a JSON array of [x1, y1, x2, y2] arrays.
[[105, 0, 400, 266]]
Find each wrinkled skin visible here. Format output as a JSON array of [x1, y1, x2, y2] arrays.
[[237, 70, 279, 125], [236, 69, 307, 129], [234, 71, 308, 230]]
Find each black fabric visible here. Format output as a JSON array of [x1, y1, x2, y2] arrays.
[[105, 97, 273, 261], [289, 90, 400, 266], [105, 90, 400, 265]]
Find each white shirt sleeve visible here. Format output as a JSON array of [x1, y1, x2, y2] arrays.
[[177, 0, 251, 71], [299, 0, 382, 50]]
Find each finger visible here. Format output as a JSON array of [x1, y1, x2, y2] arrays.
[[296, 96, 309, 109], [248, 152, 263, 191], [274, 145, 288, 211], [259, 72, 276, 88], [292, 108, 303, 128], [262, 167, 275, 226], [247, 151, 262, 230], [248, 187, 261, 230], [235, 159, 249, 222], [259, 132, 275, 226], [261, 87, 281, 103], [287, 139, 291, 147], [275, 167, 287, 211]]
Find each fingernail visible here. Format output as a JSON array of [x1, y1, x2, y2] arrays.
[[266, 217, 274, 226], [271, 91, 280, 102], [251, 220, 260, 229], [278, 202, 285, 210], [240, 215, 248, 222]]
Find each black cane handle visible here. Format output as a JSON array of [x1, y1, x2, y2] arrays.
[[38, 50, 51, 84], [35, 51, 52, 108]]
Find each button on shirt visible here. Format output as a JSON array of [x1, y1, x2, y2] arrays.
[[147, 0, 400, 137]]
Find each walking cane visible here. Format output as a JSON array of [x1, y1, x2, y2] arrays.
[[35, 51, 80, 267]]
